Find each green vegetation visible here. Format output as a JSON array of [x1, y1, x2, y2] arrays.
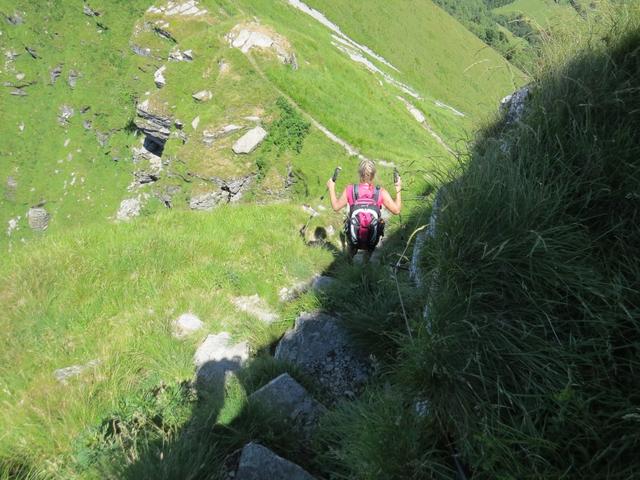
[[3, 0, 633, 478], [0, 205, 333, 477], [317, 3, 640, 478], [431, 0, 586, 72]]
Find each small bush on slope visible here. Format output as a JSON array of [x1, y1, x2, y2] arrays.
[[402, 4, 640, 478]]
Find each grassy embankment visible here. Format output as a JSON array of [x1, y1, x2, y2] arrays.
[[319, 4, 640, 478]]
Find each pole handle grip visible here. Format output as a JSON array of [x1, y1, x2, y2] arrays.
[[332, 166, 342, 182], [393, 168, 400, 184]]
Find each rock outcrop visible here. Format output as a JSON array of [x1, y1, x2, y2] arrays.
[[154, 65, 167, 88], [147, 1, 208, 17], [227, 23, 297, 68], [275, 312, 371, 400], [189, 191, 226, 211], [135, 99, 172, 148], [27, 207, 50, 231], [54, 359, 100, 384], [192, 90, 212, 102], [116, 197, 142, 221], [500, 86, 530, 125], [58, 105, 74, 125]]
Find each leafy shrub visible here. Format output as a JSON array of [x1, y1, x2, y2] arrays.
[[266, 97, 311, 155]]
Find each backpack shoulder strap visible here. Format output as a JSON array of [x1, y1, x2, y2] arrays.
[[374, 186, 381, 205], [353, 183, 359, 202]]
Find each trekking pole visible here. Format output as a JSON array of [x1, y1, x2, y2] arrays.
[[300, 167, 341, 238], [394, 168, 406, 242]]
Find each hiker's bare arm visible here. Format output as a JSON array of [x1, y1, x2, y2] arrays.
[[382, 176, 402, 215], [327, 178, 348, 211]]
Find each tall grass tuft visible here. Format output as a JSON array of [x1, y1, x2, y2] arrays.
[[401, 4, 640, 478]]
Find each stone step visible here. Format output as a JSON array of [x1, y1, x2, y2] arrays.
[[234, 442, 315, 480], [274, 311, 371, 401], [248, 373, 325, 434]]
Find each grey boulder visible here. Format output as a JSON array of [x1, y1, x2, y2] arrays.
[[27, 207, 50, 231], [275, 312, 371, 400], [172, 313, 204, 338], [249, 373, 325, 432], [232, 126, 267, 154], [235, 443, 315, 480]]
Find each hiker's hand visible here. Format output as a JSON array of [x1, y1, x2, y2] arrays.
[[327, 178, 335, 190], [395, 176, 402, 192]]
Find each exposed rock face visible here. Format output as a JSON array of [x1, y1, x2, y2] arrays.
[[50, 64, 63, 85], [83, 4, 101, 17], [6, 12, 24, 25], [154, 65, 167, 88], [249, 373, 325, 432], [116, 197, 142, 221], [58, 105, 74, 125], [147, 1, 208, 17], [224, 175, 253, 202], [168, 48, 193, 62], [227, 22, 297, 68], [278, 275, 318, 302], [232, 126, 268, 154], [191, 115, 200, 130], [27, 207, 50, 231], [173, 313, 204, 338], [132, 145, 162, 185], [131, 44, 152, 57], [135, 99, 172, 147], [501, 86, 530, 125], [53, 359, 100, 384], [189, 191, 226, 211], [202, 124, 243, 146], [192, 89, 212, 102], [232, 295, 279, 324], [235, 443, 315, 480], [275, 312, 372, 400], [410, 189, 443, 288], [194, 332, 249, 395]]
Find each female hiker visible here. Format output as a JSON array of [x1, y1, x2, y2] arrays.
[[327, 159, 401, 256]]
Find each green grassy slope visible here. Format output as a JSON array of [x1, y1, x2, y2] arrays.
[[493, 0, 579, 27], [303, 0, 527, 131], [1, 0, 523, 251], [0, 0, 527, 476], [0, 205, 333, 473]]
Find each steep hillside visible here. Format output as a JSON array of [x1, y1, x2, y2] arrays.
[[1, 0, 523, 251], [0, 0, 526, 477], [317, 4, 640, 478]]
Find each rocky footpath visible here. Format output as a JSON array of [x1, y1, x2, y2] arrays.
[[163, 274, 371, 479]]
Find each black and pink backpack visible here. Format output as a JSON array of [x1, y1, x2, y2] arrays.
[[345, 183, 385, 251]]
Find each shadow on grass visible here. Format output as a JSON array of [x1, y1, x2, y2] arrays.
[[84, 187, 439, 480]]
